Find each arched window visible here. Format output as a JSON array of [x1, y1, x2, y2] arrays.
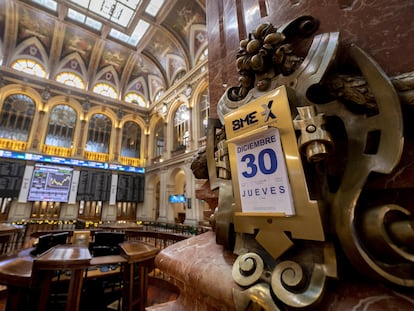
[[125, 92, 146, 107], [121, 121, 141, 158], [172, 70, 186, 85], [11, 59, 46, 78], [173, 103, 189, 151], [153, 120, 164, 158], [45, 105, 77, 148], [85, 114, 112, 153], [199, 88, 210, 137], [92, 83, 117, 99], [55, 72, 85, 89], [197, 48, 208, 64], [154, 89, 164, 102], [0, 94, 35, 141]]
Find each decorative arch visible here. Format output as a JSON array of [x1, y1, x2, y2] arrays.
[[124, 76, 148, 101], [119, 114, 146, 163], [145, 173, 161, 221], [53, 52, 88, 87], [166, 54, 187, 86], [119, 114, 146, 129], [148, 74, 165, 103], [190, 79, 209, 143], [168, 167, 186, 223], [92, 65, 120, 98], [40, 96, 83, 156], [165, 95, 191, 153], [148, 115, 165, 161], [84, 106, 118, 124], [0, 84, 43, 110], [189, 24, 208, 66], [9, 37, 50, 77], [196, 47, 208, 65], [124, 92, 147, 108], [167, 167, 186, 192], [148, 113, 164, 131], [171, 69, 187, 86], [43, 95, 83, 114], [119, 120, 142, 159], [166, 165, 194, 223], [190, 78, 209, 108], [83, 107, 119, 161], [0, 84, 42, 150], [166, 94, 189, 122]]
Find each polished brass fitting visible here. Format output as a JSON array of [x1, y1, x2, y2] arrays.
[[215, 139, 231, 179], [293, 105, 333, 162]]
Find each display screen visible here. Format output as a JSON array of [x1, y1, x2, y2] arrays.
[[27, 164, 73, 202], [116, 174, 145, 203], [77, 170, 111, 201], [169, 194, 186, 203], [0, 161, 25, 198], [0, 149, 145, 173]]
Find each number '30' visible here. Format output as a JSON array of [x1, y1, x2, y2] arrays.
[[240, 148, 278, 178]]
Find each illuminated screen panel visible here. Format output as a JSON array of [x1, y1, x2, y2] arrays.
[[27, 164, 73, 202], [0, 149, 145, 174], [168, 194, 186, 203]]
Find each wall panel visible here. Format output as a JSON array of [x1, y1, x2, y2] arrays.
[[206, 0, 414, 113]]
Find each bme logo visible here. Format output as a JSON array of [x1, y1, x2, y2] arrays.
[[261, 100, 276, 122], [232, 100, 276, 131]]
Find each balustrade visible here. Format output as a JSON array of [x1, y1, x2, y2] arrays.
[[0, 139, 27, 151]]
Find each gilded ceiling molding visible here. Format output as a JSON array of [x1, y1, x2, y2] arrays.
[[48, 22, 66, 78]]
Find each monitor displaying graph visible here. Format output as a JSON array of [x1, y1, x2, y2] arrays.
[[27, 164, 73, 202]]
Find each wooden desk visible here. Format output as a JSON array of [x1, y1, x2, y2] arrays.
[[33, 245, 92, 311], [120, 241, 159, 311], [0, 250, 33, 287], [100, 221, 143, 229], [87, 254, 127, 279], [0, 242, 159, 311], [0, 224, 24, 254], [0, 248, 34, 310]]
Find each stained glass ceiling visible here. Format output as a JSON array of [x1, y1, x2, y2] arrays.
[[27, 0, 165, 46], [67, 0, 140, 28]]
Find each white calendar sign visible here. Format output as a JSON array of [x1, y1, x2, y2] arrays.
[[233, 127, 295, 215]]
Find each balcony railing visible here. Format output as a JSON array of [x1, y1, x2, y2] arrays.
[[83, 151, 110, 162], [41, 145, 74, 157], [119, 156, 145, 167], [0, 138, 27, 151]]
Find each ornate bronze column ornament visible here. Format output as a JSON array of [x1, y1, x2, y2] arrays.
[[191, 15, 414, 310]]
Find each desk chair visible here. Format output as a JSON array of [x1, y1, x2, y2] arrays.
[[87, 232, 125, 309], [30, 232, 70, 257], [30, 233, 53, 256], [92, 232, 125, 257], [51, 232, 69, 247]]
